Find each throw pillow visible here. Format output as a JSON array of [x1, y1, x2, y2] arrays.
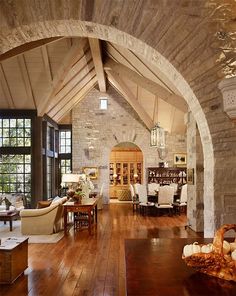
[[52, 196, 61, 203]]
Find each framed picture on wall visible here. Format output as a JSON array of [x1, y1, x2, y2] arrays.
[[174, 153, 187, 166], [82, 167, 98, 179], [187, 168, 194, 185]]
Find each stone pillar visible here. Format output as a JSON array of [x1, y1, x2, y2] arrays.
[[186, 112, 204, 232]]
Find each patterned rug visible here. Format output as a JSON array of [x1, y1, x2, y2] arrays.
[[0, 220, 64, 243]]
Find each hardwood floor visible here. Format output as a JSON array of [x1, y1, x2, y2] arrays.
[[1, 204, 202, 296]]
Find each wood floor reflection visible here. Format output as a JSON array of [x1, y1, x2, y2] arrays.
[[0, 204, 202, 296]]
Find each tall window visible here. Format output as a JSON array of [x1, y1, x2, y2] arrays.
[[59, 130, 71, 153], [59, 126, 72, 185], [0, 117, 32, 198]]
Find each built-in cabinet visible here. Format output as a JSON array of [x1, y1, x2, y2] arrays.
[[109, 149, 143, 198], [147, 167, 187, 186]]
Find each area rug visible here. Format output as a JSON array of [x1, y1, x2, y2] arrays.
[[0, 220, 64, 243]]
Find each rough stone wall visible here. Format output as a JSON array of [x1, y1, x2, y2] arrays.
[[72, 86, 186, 203], [187, 112, 204, 232]]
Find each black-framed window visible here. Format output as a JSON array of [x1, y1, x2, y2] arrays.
[[58, 126, 72, 190], [59, 130, 71, 153], [0, 154, 31, 194], [0, 115, 32, 199], [0, 118, 31, 147], [60, 159, 71, 175]]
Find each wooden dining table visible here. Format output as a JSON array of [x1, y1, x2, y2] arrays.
[[125, 238, 236, 296], [63, 197, 98, 235]]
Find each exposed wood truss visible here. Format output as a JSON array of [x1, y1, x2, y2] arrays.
[[106, 69, 153, 130], [89, 38, 106, 92], [104, 58, 187, 113], [38, 38, 88, 115], [0, 37, 63, 62]]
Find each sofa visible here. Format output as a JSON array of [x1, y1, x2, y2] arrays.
[[20, 196, 67, 235]]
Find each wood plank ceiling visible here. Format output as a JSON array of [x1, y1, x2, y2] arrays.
[[0, 37, 188, 134]]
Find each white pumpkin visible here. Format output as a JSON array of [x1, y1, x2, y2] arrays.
[[201, 243, 213, 254], [183, 242, 201, 257], [223, 240, 231, 254], [231, 249, 236, 261], [230, 242, 236, 252]]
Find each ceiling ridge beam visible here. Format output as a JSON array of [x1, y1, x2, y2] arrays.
[[38, 38, 88, 115], [89, 38, 106, 92], [104, 58, 187, 112], [105, 69, 153, 130], [53, 76, 97, 122]]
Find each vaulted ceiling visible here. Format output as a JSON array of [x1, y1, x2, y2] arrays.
[[0, 36, 188, 134]]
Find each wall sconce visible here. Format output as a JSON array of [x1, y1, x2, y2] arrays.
[[218, 76, 236, 121]]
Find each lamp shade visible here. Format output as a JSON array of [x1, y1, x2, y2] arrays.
[[61, 173, 80, 183]]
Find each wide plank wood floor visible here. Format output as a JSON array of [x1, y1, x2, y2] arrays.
[[1, 204, 202, 296]]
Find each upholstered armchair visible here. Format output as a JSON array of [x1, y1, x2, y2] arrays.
[[20, 196, 67, 235]]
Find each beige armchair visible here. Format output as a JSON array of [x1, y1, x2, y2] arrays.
[[20, 196, 67, 235]]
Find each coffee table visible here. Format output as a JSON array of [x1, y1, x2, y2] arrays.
[[0, 210, 20, 231]]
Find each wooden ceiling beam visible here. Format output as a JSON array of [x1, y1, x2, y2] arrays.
[[105, 69, 153, 130], [0, 64, 14, 108], [17, 55, 36, 108], [43, 51, 93, 114], [53, 76, 97, 122], [88, 38, 106, 92], [0, 37, 63, 62], [48, 68, 96, 118], [41, 45, 53, 82], [104, 58, 187, 112], [38, 38, 88, 115]]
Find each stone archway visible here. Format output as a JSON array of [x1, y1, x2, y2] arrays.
[[0, 19, 220, 236]]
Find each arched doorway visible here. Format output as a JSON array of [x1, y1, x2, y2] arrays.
[[1, 6, 235, 236], [109, 142, 143, 200]]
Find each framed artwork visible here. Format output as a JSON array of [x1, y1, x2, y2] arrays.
[[187, 168, 194, 185], [82, 167, 98, 179], [174, 153, 187, 166]]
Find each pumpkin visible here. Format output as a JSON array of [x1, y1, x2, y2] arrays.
[[201, 243, 213, 254], [183, 242, 201, 257]]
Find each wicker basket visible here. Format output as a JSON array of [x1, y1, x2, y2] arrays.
[[182, 224, 236, 282]]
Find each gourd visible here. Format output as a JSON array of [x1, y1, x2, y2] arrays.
[[201, 243, 213, 254], [183, 242, 201, 257], [223, 240, 231, 254], [230, 242, 236, 252], [231, 249, 236, 261]]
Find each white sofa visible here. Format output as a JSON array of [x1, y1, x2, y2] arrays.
[[20, 196, 67, 235]]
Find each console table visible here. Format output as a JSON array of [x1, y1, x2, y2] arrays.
[[0, 237, 28, 284], [125, 238, 236, 296], [63, 198, 98, 235]]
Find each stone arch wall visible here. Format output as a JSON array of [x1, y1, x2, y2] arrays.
[[0, 2, 235, 236]]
